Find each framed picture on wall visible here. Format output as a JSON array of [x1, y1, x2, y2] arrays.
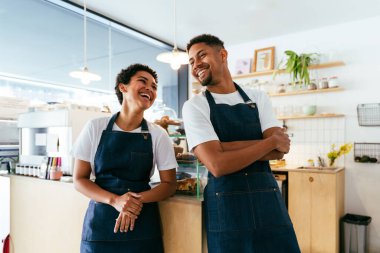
[[234, 58, 251, 75], [252, 47, 275, 72]]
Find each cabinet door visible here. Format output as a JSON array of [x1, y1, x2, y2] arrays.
[[288, 172, 312, 253], [311, 173, 337, 253], [289, 172, 340, 253], [159, 199, 202, 253], [0, 176, 10, 250]]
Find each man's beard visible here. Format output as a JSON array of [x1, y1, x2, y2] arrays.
[[200, 74, 212, 87]]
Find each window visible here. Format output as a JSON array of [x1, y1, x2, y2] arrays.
[[0, 0, 187, 115]]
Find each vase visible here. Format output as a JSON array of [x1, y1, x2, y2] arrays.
[[329, 158, 336, 167]]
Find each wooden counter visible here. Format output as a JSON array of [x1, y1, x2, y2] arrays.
[[5, 165, 344, 253], [5, 175, 204, 253], [272, 166, 345, 253]]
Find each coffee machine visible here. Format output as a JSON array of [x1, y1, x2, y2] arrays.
[[0, 119, 19, 174], [17, 108, 109, 176]]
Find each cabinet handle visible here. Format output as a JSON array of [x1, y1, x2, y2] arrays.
[[309, 176, 314, 182]]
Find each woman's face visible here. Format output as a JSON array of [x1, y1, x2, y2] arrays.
[[119, 71, 157, 111]]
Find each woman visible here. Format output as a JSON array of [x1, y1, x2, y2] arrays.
[[72, 64, 177, 253]]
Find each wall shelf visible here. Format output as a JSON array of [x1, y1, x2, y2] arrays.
[[269, 87, 344, 97], [192, 61, 345, 86], [278, 113, 344, 120], [0, 118, 18, 122]]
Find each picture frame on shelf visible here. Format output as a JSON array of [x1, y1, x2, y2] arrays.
[[252, 46, 275, 72], [234, 58, 251, 75]]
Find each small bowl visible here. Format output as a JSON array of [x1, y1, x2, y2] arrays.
[[302, 105, 317, 116]]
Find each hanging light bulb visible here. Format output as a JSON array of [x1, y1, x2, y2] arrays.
[[157, 47, 188, 70], [156, 0, 188, 70], [69, 0, 101, 84], [70, 67, 101, 84]]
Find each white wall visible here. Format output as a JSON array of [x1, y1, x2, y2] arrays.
[[227, 16, 380, 252]]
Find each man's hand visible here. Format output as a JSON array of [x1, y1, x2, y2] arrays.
[[271, 128, 290, 154]]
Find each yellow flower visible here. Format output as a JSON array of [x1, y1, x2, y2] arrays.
[[327, 143, 352, 166], [339, 143, 353, 155]]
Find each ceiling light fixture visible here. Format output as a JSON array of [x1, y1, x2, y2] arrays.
[[69, 0, 101, 84], [156, 0, 188, 70]]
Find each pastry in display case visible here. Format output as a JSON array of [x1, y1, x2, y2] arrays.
[[174, 150, 207, 198], [151, 113, 208, 199], [154, 115, 181, 133]]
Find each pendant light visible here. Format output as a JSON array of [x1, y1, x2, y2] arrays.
[[69, 0, 101, 84], [156, 0, 188, 70]]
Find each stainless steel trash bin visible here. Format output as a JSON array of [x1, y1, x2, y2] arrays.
[[341, 213, 371, 253]]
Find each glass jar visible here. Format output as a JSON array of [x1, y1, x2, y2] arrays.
[[307, 80, 317, 90], [277, 84, 286, 93], [318, 78, 329, 89], [328, 76, 339, 88]]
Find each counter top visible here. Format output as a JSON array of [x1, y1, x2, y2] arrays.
[[1, 173, 204, 202], [271, 165, 344, 174], [6, 173, 203, 253]]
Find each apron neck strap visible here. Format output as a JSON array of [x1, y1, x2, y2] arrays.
[[106, 112, 149, 132], [205, 82, 254, 106], [106, 112, 119, 130], [140, 118, 149, 132], [234, 83, 257, 108]]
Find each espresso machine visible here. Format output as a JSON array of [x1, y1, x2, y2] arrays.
[[0, 119, 19, 174], [17, 108, 109, 176]]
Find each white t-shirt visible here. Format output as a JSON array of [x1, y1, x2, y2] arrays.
[[182, 87, 281, 151], [71, 116, 178, 178]]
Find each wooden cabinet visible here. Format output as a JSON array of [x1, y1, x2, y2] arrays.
[[159, 196, 206, 253], [7, 175, 205, 253], [0, 176, 10, 250], [288, 169, 345, 253]]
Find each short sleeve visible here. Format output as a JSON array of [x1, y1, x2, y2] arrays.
[[71, 120, 93, 162], [182, 99, 219, 151], [154, 126, 178, 171], [256, 91, 282, 131]]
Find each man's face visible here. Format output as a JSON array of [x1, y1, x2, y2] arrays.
[[188, 43, 225, 86]]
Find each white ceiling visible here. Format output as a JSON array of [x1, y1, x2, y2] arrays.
[[70, 0, 380, 49]]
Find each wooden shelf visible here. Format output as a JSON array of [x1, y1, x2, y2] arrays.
[[278, 113, 344, 120], [269, 87, 344, 97], [0, 118, 17, 122], [192, 61, 345, 86]]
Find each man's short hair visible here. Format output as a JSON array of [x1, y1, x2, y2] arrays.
[[186, 34, 225, 52]]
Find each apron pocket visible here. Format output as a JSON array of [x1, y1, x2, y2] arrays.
[[216, 191, 255, 231], [251, 188, 291, 229], [204, 191, 221, 232], [82, 201, 161, 242], [113, 152, 153, 182], [82, 201, 119, 241], [127, 152, 153, 180]]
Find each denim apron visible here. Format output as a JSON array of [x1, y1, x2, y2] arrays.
[[204, 84, 300, 253], [80, 112, 163, 253]]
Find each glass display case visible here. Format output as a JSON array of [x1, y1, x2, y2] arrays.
[[170, 134, 208, 200]]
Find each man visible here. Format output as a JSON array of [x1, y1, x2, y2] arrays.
[[182, 34, 300, 253]]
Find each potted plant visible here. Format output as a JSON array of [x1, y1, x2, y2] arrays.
[[277, 50, 319, 86]]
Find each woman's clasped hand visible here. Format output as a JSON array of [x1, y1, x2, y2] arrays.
[[113, 192, 143, 233]]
